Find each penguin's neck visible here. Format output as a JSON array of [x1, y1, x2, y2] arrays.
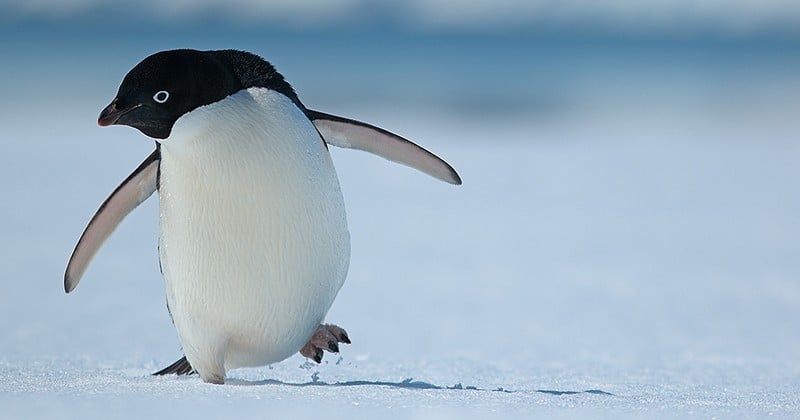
[[156, 86, 340, 234], [161, 87, 315, 165]]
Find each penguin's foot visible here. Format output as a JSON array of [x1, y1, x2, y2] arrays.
[[300, 323, 351, 363]]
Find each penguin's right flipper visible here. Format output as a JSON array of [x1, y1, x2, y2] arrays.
[[307, 110, 462, 185], [64, 149, 160, 293], [153, 356, 196, 376]]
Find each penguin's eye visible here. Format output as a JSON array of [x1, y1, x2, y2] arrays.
[[153, 90, 170, 104]]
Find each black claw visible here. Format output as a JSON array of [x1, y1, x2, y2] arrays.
[[339, 331, 351, 344], [313, 348, 323, 363], [328, 340, 339, 353]]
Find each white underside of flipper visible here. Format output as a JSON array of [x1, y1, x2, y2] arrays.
[[309, 110, 462, 185], [64, 151, 159, 293], [157, 88, 349, 383]]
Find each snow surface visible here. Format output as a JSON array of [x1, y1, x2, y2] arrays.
[[1, 35, 799, 418]]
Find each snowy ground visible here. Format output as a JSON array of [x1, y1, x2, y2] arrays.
[[1, 32, 799, 418]]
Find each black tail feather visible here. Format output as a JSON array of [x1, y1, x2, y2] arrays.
[[153, 356, 195, 376]]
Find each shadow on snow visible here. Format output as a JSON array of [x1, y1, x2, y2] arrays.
[[226, 376, 615, 397]]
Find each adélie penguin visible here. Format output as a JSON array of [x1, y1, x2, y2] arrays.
[[64, 49, 461, 384]]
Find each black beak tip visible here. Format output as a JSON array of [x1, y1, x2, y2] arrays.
[[98, 98, 118, 126], [98, 99, 141, 127], [98, 113, 114, 126]]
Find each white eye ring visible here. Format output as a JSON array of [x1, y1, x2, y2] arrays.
[[153, 90, 170, 103]]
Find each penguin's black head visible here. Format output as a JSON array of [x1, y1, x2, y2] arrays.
[[99, 49, 301, 139]]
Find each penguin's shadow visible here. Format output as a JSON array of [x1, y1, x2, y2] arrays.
[[226, 377, 615, 397]]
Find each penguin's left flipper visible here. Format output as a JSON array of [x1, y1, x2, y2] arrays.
[[307, 110, 462, 185], [300, 323, 351, 364], [64, 150, 160, 293], [153, 356, 196, 376]]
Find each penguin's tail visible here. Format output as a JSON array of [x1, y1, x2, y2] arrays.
[[153, 356, 196, 376]]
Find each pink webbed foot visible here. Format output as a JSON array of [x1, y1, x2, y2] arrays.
[[300, 323, 351, 363]]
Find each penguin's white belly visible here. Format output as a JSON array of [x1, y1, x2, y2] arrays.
[[157, 88, 349, 375]]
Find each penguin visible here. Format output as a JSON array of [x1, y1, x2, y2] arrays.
[[64, 49, 461, 384]]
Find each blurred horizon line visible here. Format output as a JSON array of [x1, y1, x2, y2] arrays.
[[2, 1, 800, 42], [2, 19, 799, 49]]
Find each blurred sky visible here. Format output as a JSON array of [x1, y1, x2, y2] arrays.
[[1, 0, 799, 121], [3, 0, 800, 37]]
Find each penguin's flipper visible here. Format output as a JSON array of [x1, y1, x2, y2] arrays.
[[64, 150, 160, 293], [153, 356, 196, 376], [307, 110, 462, 185]]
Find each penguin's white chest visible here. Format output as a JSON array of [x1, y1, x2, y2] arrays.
[[156, 88, 349, 373]]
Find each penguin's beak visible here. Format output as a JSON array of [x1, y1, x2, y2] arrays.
[[98, 99, 143, 127]]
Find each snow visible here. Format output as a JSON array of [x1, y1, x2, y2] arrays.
[[1, 32, 799, 418]]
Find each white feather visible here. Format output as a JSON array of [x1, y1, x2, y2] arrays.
[[157, 87, 349, 383]]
